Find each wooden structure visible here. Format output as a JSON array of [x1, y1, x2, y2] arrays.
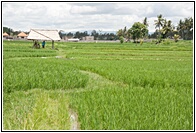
[[27, 29, 61, 49]]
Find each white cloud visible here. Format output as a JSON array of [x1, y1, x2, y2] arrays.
[[2, 2, 194, 33], [70, 5, 97, 14]]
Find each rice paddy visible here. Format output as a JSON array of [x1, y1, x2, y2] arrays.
[[2, 40, 193, 130]]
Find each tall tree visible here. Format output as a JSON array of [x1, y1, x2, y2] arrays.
[[67, 32, 74, 37], [128, 22, 148, 43], [117, 29, 123, 38], [177, 19, 185, 39], [154, 14, 164, 37], [143, 17, 149, 27], [3, 27, 14, 35], [161, 19, 173, 38], [91, 30, 99, 40], [123, 26, 127, 37], [184, 17, 193, 40], [143, 17, 149, 39], [177, 17, 193, 40], [58, 30, 65, 39]]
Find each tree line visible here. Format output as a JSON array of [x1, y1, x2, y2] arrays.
[[117, 14, 193, 44], [3, 14, 192, 42], [59, 30, 118, 40]]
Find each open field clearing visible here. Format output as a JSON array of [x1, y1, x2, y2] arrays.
[[3, 40, 193, 130]]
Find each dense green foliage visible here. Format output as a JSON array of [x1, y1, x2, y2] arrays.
[[129, 22, 148, 42], [119, 36, 124, 43], [177, 17, 193, 40], [3, 40, 193, 130], [117, 16, 193, 41]]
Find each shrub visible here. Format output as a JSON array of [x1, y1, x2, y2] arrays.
[[162, 39, 171, 45], [140, 39, 143, 45], [174, 34, 180, 42], [119, 36, 124, 44]]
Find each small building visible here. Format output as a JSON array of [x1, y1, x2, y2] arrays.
[[68, 38, 80, 42], [17, 32, 28, 39], [62, 36, 73, 41], [27, 29, 61, 49], [3, 32, 9, 39], [82, 36, 94, 41]]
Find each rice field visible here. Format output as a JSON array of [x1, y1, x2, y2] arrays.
[[2, 40, 193, 130]]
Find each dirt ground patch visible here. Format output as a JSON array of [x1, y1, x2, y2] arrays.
[[69, 109, 80, 130]]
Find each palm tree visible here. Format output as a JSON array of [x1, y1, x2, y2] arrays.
[[117, 27, 129, 41], [154, 14, 164, 33], [143, 17, 148, 27], [161, 19, 173, 38], [177, 19, 185, 39], [177, 17, 193, 40], [184, 17, 193, 40], [142, 17, 149, 39], [166, 20, 173, 38], [117, 29, 124, 40], [123, 26, 127, 35]]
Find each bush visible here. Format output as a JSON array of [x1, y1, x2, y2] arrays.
[[162, 39, 171, 45], [119, 36, 124, 44], [174, 34, 180, 42], [140, 39, 143, 45]]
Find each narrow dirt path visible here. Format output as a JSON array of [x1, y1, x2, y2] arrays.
[[62, 70, 128, 94], [68, 70, 128, 130], [69, 109, 80, 130]]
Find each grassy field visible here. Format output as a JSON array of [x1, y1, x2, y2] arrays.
[[3, 40, 193, 130]]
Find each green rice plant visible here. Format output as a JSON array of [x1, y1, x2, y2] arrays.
[[69, 85, 192, 130], [3, 89, 70, 130], [3, 40, 58, 59], [3, 40, 193, 130], [3, 58, 89, 93], [61, 43, 193, 129], [64, 59, 192, 89]]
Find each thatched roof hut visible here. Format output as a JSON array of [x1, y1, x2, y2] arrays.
[[17, 32, 28, 37], [3, 32, 9, 37]]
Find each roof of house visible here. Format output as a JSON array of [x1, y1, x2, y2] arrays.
[[3, 32, 9, 36], [17, 32, 28, 37], [27, 29, 61, 41]]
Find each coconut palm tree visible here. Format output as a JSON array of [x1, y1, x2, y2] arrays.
[[123, 26, 127, 36], [184, 17, 193, 40], [177, 19, 185, 39], [154, 14, 164, 33], [154, 14, 165, 43], [177, 17, 193, 40], [143, 17, 149, 27], [161, 19, 173, 38], [166, 20, 173, 38]]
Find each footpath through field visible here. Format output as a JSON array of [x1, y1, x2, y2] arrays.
[[63, 70, 128, 94]]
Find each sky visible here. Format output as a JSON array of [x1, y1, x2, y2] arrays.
[[2, 2, 194, 34]]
